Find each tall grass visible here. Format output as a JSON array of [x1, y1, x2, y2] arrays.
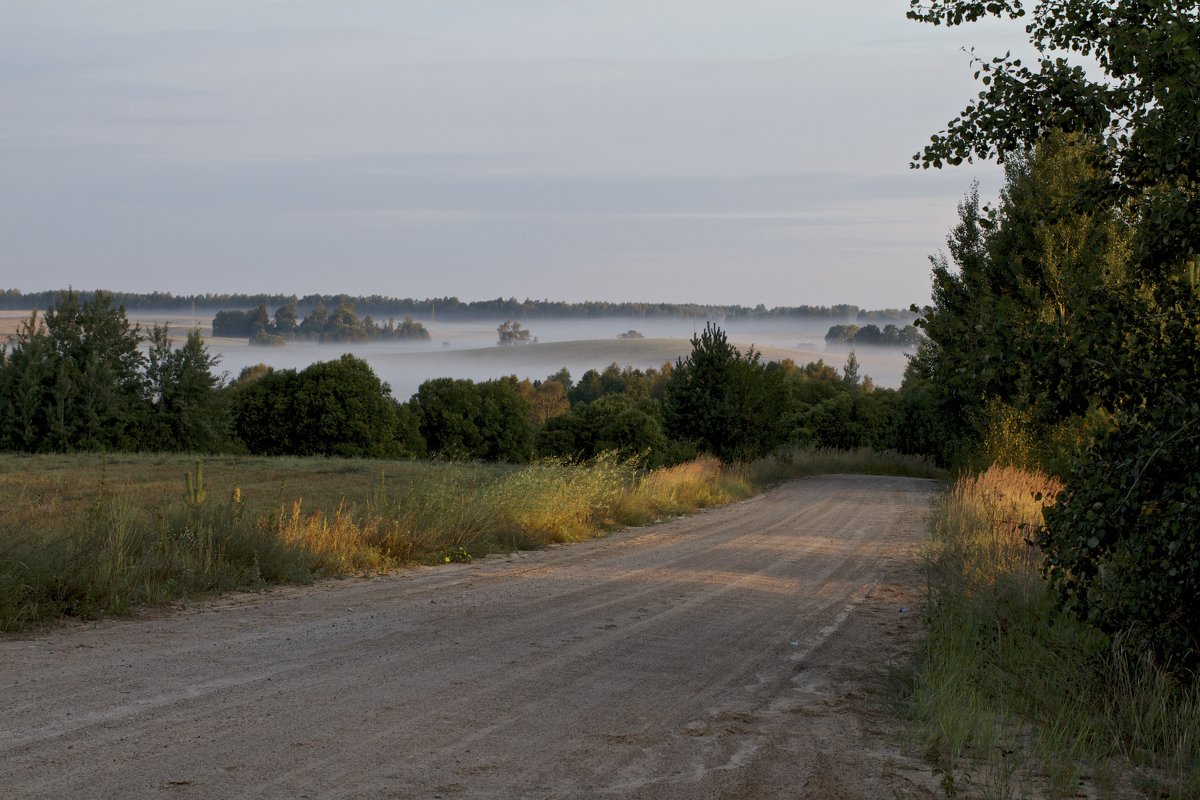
[[905, 465, 1199, 798], [0, 446, 943, 632], [0, 452, 756, 630]]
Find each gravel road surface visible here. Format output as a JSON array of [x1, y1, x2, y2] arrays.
[[1, 474, 941, 799]]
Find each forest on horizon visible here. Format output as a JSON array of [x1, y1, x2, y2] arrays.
[[0, 289, 915, 323]]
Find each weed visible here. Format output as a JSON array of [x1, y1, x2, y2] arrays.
[[441, 547, 472, 564]]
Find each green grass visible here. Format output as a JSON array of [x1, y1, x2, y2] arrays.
[[901, 465, 1199, 799]]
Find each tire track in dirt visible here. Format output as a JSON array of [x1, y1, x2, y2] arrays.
[[1, 474, 942, 799]]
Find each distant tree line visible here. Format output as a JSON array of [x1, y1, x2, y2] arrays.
[[212, 300, 429, 345], [0, 293, 928, 468], [0, 289, 914, 323], [824, 323, 921, 347]]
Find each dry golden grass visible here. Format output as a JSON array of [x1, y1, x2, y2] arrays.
[[0, 447, 947, 633], [0, 452, 754, 630]]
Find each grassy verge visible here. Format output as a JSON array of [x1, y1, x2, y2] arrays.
[[903, 465, 1199, 799], [0, 447, 941, 632]]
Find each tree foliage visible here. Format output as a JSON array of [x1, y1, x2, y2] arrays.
[[145, 326, 229, 452], [663, 323, 790, 461], [910, 1, 1200, 667], [229, 355, 413, 458], [0, 291, 232, 453], [538, 394, 670, 463], [909, 0, 1199, 273], [411, 377, 534, 462], [496, 320, 532, 346]]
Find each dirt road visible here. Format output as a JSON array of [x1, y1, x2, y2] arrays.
[[1, 475, 941, 799]]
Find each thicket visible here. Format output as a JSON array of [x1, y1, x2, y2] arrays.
[[908, 0, 1200, 673], [901, 0, 1200, 794]]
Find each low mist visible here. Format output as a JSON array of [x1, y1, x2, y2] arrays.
[[117, 312, 915, 401]]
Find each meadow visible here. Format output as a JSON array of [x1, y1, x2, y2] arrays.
[[0, 447, 942, 632]]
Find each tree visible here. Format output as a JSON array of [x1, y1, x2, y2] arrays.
[[411, 377, 534, 462], [250, 303, 271, 335], [854, 324, 882, 345], [323, 301, 369, 343], [298, 302, 329, 339], [842, 351, 861, 389], [0, 291, 150, 451], [664, 323, 789, 461], [803, 390, 900, 451], [273, 300, 299, 335], [0, 310, 55, 451], [145, 326, 229, 452], [908, 0, 1199, 275], [517, 378, 570, 426], [538, 394, 669, 463], [914, 138, 1133, 466], [909, 1, 1200, 667], [229, 355, 409, 457], [497, 320, 532, 346], [212, 309, 256, 337], [824, 324, 859, 345], [410, 378, 485, 458]]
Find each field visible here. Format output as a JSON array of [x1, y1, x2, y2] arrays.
[[0, 448, 942, 631]]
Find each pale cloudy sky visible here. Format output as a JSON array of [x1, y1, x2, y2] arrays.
[[0, 1, 1021, 307]]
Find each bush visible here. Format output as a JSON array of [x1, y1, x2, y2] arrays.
[[230, 354, 409, 457], [1039, 406, 1200, 672], [538, 395, 669, 464], [412, 376, 534, 462]]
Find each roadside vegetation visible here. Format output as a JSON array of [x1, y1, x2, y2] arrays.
[[907, 466, 1199, 798], [897, 1, 1200, 797], [0, 447, 938, 632]]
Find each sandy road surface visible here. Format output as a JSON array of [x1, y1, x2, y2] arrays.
[[2, 475, 941, 800]]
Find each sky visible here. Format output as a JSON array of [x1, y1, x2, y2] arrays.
[[0, 1, 1025, 308]]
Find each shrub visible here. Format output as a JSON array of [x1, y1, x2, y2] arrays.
[[1039, 406, 1200, 672]]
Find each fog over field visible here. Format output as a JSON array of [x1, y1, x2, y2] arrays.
[[0, 310, 914, 399], [205, 316, 913, 400]]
